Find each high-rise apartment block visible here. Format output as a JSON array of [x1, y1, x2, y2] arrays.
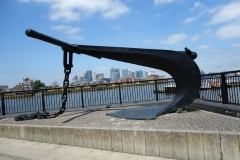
[[112, 72, 119, 81], [84, 73, 87, 81], [92, 73, 96, 81], [96, 73, 104, 82], [129, 71, 135, 78], [135, 70, 144, 78], [86, 70, 92, 83], [144, 71, 149, 78], [79, 77, 84, 83], [122, 69, 129, 78], [110, 68, 120, 81], [76, 68, 163, 84], [72, 75, 78, 84]]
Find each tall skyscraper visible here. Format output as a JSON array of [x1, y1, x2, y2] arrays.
[[129, 71, 135, 78], [110, 68, 120, 81], [92, 73, 96, 81], [86, 70, 92, 83], [144, 71, 149, 78], [112, 72, 119, 81], [135, 70, 144, 78], [132, 72, 135, 78], [79, 77, 84, 83], [96, 73, 104, 82], [122, 69, 129, 78], [84, 72, 88, 81], [72, 75, 78, 85]]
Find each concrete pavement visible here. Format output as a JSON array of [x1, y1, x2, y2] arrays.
[[0, 137, 173, 160], [1, 100, 240, 159]]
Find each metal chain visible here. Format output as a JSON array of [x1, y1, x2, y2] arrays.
[[48, 50, 73, 118], [49, 69, 70, 118], [14, 50, 73, 121]]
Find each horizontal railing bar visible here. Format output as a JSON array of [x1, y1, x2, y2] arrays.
[[1, 70, 240, 116]]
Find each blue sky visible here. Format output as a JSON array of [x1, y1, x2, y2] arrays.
[[1, 0, 240, 88]]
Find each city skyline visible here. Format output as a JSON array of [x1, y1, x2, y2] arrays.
[[2, 67, 165, 88], [1, 0, 240, 87], [70, 68, 161, 85]]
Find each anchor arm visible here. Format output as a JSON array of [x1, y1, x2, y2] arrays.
[[25, 29, 102, 59], [25, 29, 77, 52], [25, 28, 201, 117]]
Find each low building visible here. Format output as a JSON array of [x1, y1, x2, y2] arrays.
[[22, 78, 34, 90], [159, 75, 166, 79], [0, 85, 8, 90], [147, 75, 159, 80], [118, 77, 144, 83]]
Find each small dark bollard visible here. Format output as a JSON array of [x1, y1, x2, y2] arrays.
[[24, 29, 201, 120]]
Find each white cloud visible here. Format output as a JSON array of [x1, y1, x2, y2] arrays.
[[204, 28, 211, 34], [69, 35, 84, 40], [191, 34, 200, 41], [51, 25, 84, 40], [159, 33, 188, 45], [183, 16, 198, 23], [190, 2, 206, 12], [51, 25, 83, 34], [154, 0, 176, 6], [184, 2, 207, 24], [208, 1, 240, 24], [215, 23, 240, 39], [196, 50, 240, 73], [141, 33, 187, 45], [231, 43, 240, 48], [198, 45, 210, 49], [206, 1, 240, 40], [20, 0, 130, 21], [211, 50, 221, 53]]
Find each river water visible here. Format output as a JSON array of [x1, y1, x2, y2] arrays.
[[1, 84, 239, 115]]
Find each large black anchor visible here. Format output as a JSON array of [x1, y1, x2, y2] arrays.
[[25, 29, 201, 120]]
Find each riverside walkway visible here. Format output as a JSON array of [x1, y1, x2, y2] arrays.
[[0, 137, 170, 160], [0, 100, 240, 160]]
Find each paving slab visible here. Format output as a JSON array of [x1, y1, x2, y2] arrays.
[[0, 101, 240, 160], [0, 101, 239, 132], [0, 137, 174, 160]]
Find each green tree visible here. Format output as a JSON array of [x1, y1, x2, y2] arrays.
[[33, 80, 45, 89]]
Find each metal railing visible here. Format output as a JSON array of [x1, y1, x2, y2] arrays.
[[199, 70, 240, 104], [1, 70, 240, 116], [0, 79, 175, 115]]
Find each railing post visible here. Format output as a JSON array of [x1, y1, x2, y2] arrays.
[[81, 86, 84, 108], [118, 83, 122, 104], [1, 93, 6, 115], [41, 90, 46, 111], [221, 73, 228, 104], [154, 80, 159, 101]]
